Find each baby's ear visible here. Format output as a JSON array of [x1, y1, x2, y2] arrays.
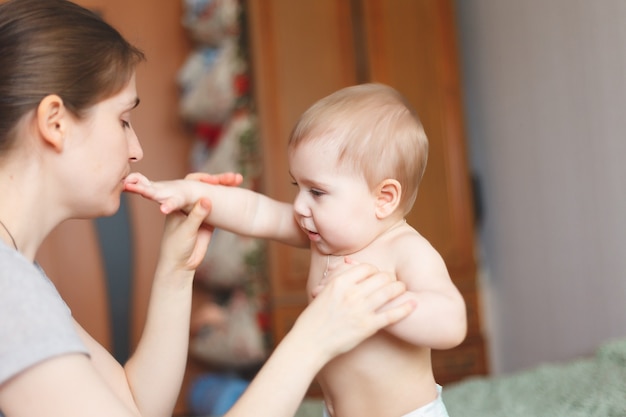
[[374, 179, 401, 219]]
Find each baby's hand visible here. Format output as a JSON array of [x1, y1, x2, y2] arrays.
[[124, 172, 150, 189], [124, 172, 188, 214], [125, 171, 245, 215], [123, 172, 154, 197]]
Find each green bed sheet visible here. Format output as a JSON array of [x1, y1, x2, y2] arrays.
[[443, 338, 626, 417]]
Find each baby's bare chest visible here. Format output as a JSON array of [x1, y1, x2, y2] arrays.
[[306, 247, 396, 294]]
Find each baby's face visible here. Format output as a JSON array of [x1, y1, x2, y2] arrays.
[[288, 140, 379, 256]]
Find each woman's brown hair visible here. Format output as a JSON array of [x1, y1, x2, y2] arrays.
[[0, 0, 145, 152]]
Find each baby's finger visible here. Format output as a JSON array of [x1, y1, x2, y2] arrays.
[[159, 198, 179, 215], [124, 172, 149, 186], [123, 172, 140, 185]]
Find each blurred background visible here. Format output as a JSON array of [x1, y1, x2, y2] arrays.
[[455, 0, 626, 375], [25, 0, 626, 415]]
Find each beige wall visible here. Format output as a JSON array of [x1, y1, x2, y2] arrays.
[[456, 0, 626, 374]]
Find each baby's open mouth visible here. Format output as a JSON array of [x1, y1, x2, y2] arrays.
[[305, 229, 320, 241]]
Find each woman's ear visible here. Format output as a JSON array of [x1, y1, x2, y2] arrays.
[[36, 94, 67, 152], [374, 179, 401, 219]]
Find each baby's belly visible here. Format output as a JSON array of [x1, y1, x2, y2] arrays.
[[318, 333, 438, 417]]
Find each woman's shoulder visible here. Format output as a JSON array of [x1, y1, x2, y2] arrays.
[[0, 243, 59, 295], [0, 244, 88, 386]]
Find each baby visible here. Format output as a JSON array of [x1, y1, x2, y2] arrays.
[[125, 83, 467, 417]]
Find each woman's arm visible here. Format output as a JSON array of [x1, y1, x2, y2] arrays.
[[0, 198, 215, 417], [0, 228, 413, 417], [122, 198, 215, 417]]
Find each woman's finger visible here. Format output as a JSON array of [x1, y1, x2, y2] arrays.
[[326, 262, 380, 286], [185, 171, 243, 186], [183, 198, 214, 268], [299, 265, 415, 357], [160, 197, 213, 270]]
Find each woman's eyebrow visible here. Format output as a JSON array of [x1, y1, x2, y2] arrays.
[[122, 96, 140, 111], [129, 97, 140, 110]]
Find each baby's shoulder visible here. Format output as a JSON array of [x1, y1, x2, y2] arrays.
[[388, 225, 448, 273], [389, 223, 436, 252]]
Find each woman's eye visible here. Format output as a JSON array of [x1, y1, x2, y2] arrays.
[[122, 120, 131, 129], [310, 189, 324, 197]]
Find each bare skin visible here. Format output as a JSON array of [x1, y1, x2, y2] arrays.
[[0, 84, 414, 417], [124, 138, 466, 417]]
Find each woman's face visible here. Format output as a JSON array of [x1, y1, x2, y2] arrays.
[[58, 74, 143, 218]]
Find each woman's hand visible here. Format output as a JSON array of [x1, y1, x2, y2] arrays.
[[293, 261, 415, 360], [126, 197, 219, 415], [310, 256, 372, 299], [157, 197, 215, 272], [222, 262, 414, 417], [184, 171, 243, 186], [153, 171, 243, 272]]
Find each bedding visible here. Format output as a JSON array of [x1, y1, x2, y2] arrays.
[[442, 337, 626, 417], [196, 338, 626, 417]]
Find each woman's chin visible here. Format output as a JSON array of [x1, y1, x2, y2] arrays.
[[98, 198, 122, 218]]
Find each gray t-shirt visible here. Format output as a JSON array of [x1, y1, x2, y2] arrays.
[[0, 240, 88, 409]]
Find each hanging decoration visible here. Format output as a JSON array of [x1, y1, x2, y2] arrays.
[[178, 0, 269, 374]]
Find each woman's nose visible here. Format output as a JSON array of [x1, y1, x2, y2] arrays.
[[128, 129, 144, 162]]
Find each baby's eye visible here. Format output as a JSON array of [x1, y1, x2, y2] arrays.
[[122, 120, 131, 129], [310, 189, 324, 197]]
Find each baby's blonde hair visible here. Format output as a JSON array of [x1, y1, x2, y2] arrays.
[[288, 83, 428, 215]]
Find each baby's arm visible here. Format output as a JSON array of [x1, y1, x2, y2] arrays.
[[382, 238, 467, 350], [124, 172, 309, 248]]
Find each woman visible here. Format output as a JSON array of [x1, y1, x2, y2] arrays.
[[0, 1, 414, 416]]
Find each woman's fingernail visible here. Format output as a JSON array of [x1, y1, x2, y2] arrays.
[[200, 198, 211, 210]]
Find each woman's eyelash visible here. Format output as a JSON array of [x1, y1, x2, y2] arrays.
[[122, 120, 131, 128]]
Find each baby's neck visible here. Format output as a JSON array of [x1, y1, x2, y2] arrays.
[[328, 217, 407, 258], [322, 217, 407, 277], [380, 217, 407, 235]]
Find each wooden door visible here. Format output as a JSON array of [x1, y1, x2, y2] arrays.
[[358, 0, 487, 384], [245, 0, 360, 337]]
